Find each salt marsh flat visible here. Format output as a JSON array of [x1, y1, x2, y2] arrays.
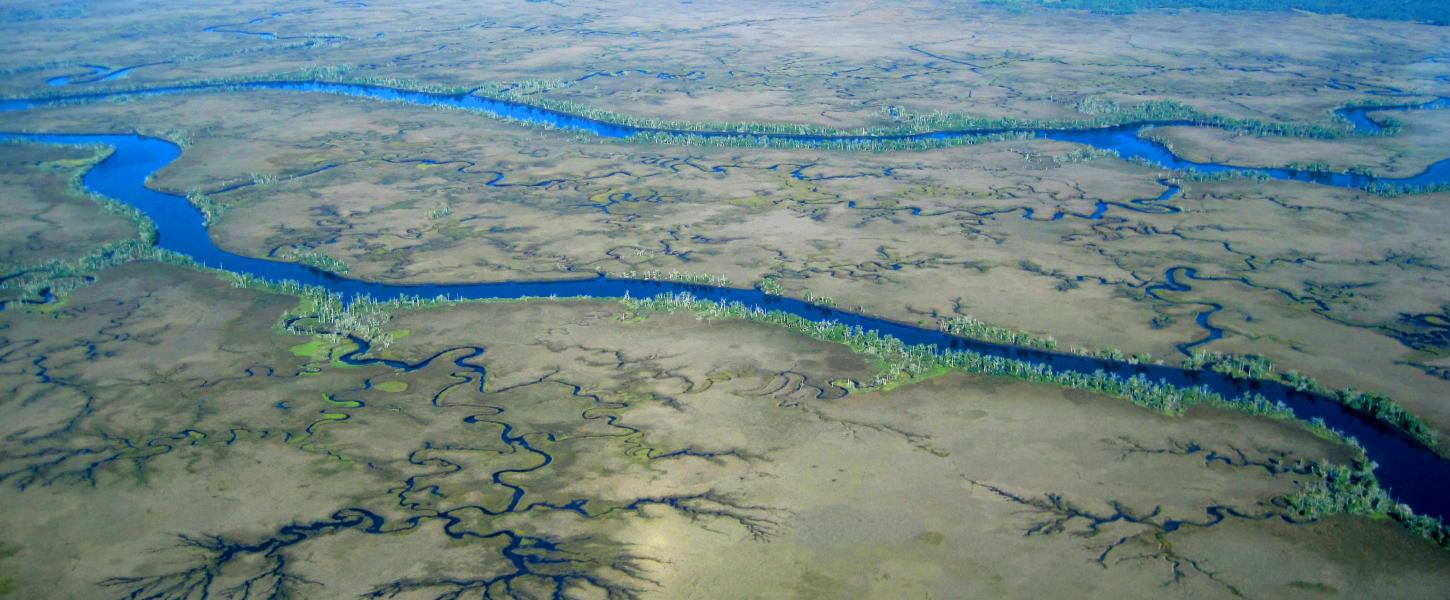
[[2, 0, 1449, 598]]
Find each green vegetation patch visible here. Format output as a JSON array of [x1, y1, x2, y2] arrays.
[[1285, 459, 1450, 548], [0, 541, 17, 597], [941, 315, 1059, 350], [287, 336, 362, 370], [322, 394, 363, 409], [291, 249, 350, 275], [372, 380, 408, 393], [1185, 351, 1437, 448]]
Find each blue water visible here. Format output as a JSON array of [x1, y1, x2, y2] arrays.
[[1334, 97, 1450, 135], [2, 129, 1448, 523], [1146, 267, 1226, 355], [97, 66, 137, 82], [45, 65, 107, 86], [203, 12, 283, 40], [3, 80, 1449, 190], [201, 13, 345, 41], [44, 64, 161, 86]]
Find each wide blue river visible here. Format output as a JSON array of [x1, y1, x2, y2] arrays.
[[2, 81, 1449, 521]]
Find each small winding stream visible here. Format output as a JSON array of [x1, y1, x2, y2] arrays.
[[2, 81, 1450, 521]]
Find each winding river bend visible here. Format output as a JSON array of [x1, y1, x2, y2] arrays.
[[3, 82, 1450, 521], [4, 80, 1450, 189]]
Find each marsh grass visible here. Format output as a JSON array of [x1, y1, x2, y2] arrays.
[[623, 292, 1275, 414], [23, 241, 1446, 550], [0, 143, 158, 306], [618, 291, 1449, 549], [5, 135, 1446, 553], [14, 153, 1437, 456]]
